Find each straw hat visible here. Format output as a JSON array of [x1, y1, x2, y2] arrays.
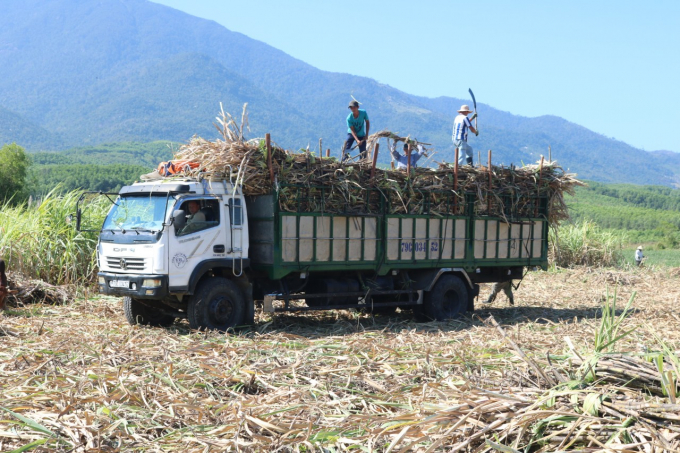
[[637, 246, 643, 250], [458, 105, 473, 114]]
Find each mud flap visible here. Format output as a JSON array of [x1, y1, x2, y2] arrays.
[[244, 283, 255, 325]]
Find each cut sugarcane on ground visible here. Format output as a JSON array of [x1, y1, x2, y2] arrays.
[[167, 106, 583, 225], [1, 266, 679, 452]]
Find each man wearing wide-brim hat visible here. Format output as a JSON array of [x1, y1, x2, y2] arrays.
[[452, 104, 478, 166], [635, 246, 644, 266]]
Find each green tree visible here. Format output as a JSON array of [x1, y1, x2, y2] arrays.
[[0, 143, 31, 204]]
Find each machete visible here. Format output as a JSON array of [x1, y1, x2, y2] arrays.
[[468, 88, 478, 135]]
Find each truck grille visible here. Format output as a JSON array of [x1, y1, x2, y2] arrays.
[[105, 256, 146, 271]]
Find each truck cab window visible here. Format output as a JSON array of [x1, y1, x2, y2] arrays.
[[177, 199, 220, 236]]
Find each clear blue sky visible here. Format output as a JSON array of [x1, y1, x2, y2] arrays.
[[152, 0, 679, 153]]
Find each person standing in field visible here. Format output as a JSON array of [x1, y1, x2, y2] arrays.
[[635, 246, 644, 266], [390, 142, 428, 170], [484, 280, 514, 306], [344, 100, 370, 161], [452, 104, 478, 166]]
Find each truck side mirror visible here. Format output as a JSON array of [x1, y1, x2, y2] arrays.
[[173, 210, 187, 231], [68, 209, 82, 231]]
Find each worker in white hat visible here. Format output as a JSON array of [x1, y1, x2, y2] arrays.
[[635, 246, 644, 266], [452, 104, 478, 166]]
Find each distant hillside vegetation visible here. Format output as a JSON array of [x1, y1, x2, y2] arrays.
[[567, 182, 680, 248], [28, 142, 175, 195]]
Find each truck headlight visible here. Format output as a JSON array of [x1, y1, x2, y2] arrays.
[[98, 276, 106, 285], [142, 279, 162, 288]]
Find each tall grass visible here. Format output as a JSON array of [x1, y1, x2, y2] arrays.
[[549, 220, 626, 268], [0, 189, 108, 285]]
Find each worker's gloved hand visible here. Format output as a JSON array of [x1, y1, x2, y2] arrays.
[[470, 113, 477, 121], [474, 130, 479, 136]]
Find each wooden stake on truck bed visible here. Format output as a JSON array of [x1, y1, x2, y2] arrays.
[[454, 148, 459, 213], [536, 155, 545, 217], [371, 143, 379, 181], [266, 133, 274, 186], [488, 150, 492, 214], [406, 143, 412, 176]]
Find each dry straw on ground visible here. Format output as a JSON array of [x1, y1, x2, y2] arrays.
[[1, 266, 679, 452], [167, 105, 583, 226]]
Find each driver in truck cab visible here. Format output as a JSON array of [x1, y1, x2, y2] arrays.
[[186, 200, 205, 224]]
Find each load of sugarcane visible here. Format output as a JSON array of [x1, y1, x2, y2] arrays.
[[170, 105, 583, 226]]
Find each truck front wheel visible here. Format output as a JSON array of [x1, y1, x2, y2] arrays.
[[188, 277, 245, 331], [423, 274, 468, 321], [123, 297, 176, 327]]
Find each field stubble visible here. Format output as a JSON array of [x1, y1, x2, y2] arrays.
[[1, 267, 679, 452]]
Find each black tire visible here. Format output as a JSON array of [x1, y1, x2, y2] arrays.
[[188, 277, 245, 331], [423, 274, 469, 321], [123, 297, 175, 327]]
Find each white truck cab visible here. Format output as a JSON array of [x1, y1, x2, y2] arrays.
[[94, 178, 251, 330]]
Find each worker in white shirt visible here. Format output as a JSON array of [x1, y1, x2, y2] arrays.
[[452, 104, 478, 166], [390, 142, 427, 170], [635, 246, 644, 266]]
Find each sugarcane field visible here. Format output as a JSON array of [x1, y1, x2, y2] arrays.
[[1, 100, 679, 453]]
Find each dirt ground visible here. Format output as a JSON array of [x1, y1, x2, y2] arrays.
[[1, 267, 679, 452]]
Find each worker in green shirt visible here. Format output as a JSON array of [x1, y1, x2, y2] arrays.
[[344, 100, 370, 161]]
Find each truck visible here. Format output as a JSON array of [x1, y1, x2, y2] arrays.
[[80, 174, 548, 331]]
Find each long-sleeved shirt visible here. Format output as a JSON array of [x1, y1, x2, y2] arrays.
[[635, 250, 644, 261], [391, 143, 424, 169]]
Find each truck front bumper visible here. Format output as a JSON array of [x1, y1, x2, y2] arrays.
[[97, 272, 169, 299]]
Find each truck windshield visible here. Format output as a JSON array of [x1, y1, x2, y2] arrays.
[[102, 195, 174, 232]]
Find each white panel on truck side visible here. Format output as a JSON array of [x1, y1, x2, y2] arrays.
[[364, 217, 378, 261], [510, 224, 521, 258], [474, 220, 485, 259], [316, 217, 331, 261], [428, 219, 441, 260], [348, 217, 363, 261], [299, 217, 314, 262], [498, 221, 509, 258], [387, 218, 400, 261], [401, 218, 414, 260], [454, 219, 466, 259], [441, 219, 453, 259], [282, 215, 297, 262], [332, 217, 347, 261], [486, 220, 498, 259], [415, 218, 427, 260], [533, 222, 543, 258]]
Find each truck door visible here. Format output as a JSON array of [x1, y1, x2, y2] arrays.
[[167, 197, 226, 289]]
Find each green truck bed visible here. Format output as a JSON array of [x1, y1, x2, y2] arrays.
[[247, 187, 549, 280]]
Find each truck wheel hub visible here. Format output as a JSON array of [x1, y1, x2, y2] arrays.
[[209, 296, 233, 324]]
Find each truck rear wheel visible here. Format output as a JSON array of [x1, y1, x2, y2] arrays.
[[423, 274, 468, 321], [123, 297, 176, 327], [188, 277, 245, 331]]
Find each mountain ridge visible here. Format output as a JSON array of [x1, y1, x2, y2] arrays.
[[1, 0, 679, 187]]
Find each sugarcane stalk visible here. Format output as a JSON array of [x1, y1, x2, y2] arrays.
[[266, 133, 274, 187], [371, 143, 379, 181]]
